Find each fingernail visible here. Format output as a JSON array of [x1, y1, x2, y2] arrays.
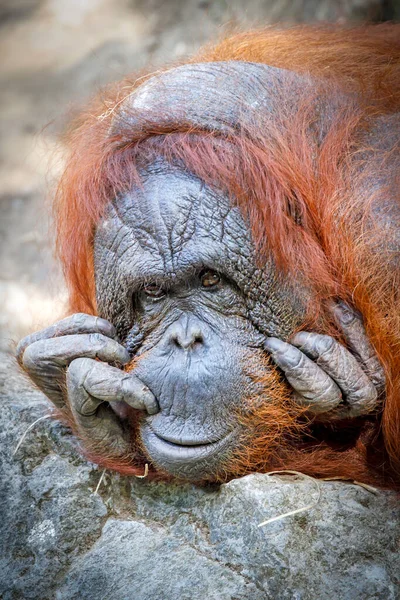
[[263, 337, 282, 353], [143, 389, 159, 415], [147, 402, 159, 415], [97, 318, 117, 337], [290, 331, 310, 346], [333, 302, 355, 325], [119, 349, 131, 365]]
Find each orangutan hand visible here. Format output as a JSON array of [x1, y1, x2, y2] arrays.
[[264, 302, 385, 420], [16, 313, 158, 455]]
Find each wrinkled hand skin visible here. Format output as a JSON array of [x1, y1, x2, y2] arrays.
[[17, 163, 385, 480], [16, 313, 158, 457], [265, 302, 385, 420]]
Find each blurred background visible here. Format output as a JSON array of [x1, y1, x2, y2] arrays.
[[1, 0, 399, 353]]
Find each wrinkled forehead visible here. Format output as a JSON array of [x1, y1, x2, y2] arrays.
[[95, 164, 254, 279]]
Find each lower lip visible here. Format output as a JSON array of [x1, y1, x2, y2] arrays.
[[140, 425, 233, 463]]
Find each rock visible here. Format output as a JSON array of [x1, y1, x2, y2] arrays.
[[1, 352, 399, 600]]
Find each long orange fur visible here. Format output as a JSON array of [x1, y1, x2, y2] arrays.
[[54, 24, 400, 487]]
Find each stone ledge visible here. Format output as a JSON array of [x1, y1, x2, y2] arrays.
[[1, 353, 399, 600]]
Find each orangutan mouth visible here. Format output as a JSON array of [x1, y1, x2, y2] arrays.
[[140, 423, 235, 465]]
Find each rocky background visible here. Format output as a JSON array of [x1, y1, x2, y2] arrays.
[[1, 1, 400, 599], [1, 353, 399, 599]]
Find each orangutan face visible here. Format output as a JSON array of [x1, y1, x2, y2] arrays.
[[92, 164, 306, 480]]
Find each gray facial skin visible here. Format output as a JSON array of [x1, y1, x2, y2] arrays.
[[94, 164, 278, 478], [92, 163, 383, 479]]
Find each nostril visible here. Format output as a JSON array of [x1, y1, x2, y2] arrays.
[[187, 332, 204, 350], [172, 331, 204, 350], [192, 333, 204, 348], [167, 318, 205, 351]]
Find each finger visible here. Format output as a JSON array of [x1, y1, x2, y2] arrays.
[[22, 333, 130, 370], [66, 359, 130, 457], [331, 301, 385, 391], [264, 337, 342, 414], [21, 334, 130, 407], [16, 313, 117, 365], [291, 331, 378, 416], [68, 358, 158, 415]]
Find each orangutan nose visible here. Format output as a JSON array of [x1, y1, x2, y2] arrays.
[[168, 317, 204, 351]]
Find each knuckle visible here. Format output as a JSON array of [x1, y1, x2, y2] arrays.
[[316, 335, 335, 355], [371, 373, 386, 391], [365, 358, 386, 386], [68, 356, 90, 374], [278, 345, 304, 370], [17, 330, 49, 364], [65, 366, 78, 387], [76, 396, 99, 417], [88, 332, 106, 346], [364, 384, 378, 404], [16, 337, 31, 364], [20, 342, 42, 371], [72, 312, 89, 326], [121, 375, 141, 398], [347, 382, 377, 413], [66, 358, 89, 386]]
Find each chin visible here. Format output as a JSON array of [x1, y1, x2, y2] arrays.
[[139, 422, 238, 482]]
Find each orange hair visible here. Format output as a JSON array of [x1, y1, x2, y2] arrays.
[[55, 24, 400, 486]]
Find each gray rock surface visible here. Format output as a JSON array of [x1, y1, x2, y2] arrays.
[[1, 351, 399, 600]]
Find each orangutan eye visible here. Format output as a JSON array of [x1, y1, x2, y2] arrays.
[[200, 269, 221, 288], [143, 283, 166, 299]]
